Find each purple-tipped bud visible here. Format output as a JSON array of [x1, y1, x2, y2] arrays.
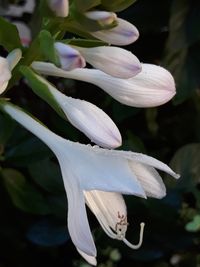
[[54, 42, 86, 70], [91, 18, 139, 46], [76, 46, 141, 78]]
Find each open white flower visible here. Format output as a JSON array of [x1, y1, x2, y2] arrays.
[[1, 101, 180, 265], [32, 61, 176, 108], [91, 18, 139, 46], [74, 45, 141, 78], [0, 49, 22, 95]]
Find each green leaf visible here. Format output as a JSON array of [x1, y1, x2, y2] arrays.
[[101, 0, 137, 12], [166, 143, 200, 191], [28, 159, 64, 194], [185, 215, 200, 232], [74, 0, 101, 12], [5, 136, 52, 166], [39, 30, 60, 66], [2, 168, 51, 214], [0, 17, 22, 51], [0, 113, 15, 145], [20, 66, 66, 120]]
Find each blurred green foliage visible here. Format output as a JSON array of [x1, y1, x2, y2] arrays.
[[0, 0, 200, 267]]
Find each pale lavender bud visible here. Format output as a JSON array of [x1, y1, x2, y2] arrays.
[[85, 11, 117, 25], [32, 62, 176, 108], [48, 0, 69, 17], [54, 42, 86, 71], [91, 18, 139, 46], [76, 46, 141, 78]]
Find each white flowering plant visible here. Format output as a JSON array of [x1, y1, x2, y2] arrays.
[[1, 0, 199, 267]]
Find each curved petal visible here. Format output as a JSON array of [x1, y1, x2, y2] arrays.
[[129, 162, 166, 198], [6, 49, 22, 70], [85, 190, 127, 238], [58, 141, 146, 198], [59, 159, 96, 256], [77, 248, 97, 266]]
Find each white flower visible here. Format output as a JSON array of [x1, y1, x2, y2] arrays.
[[0, 49, 22, 95], [54, 42, 86, 70], [48, 0, 69, 17], [33, 73, 121, 148], [91, 18, 139, 46], [1, 101, 180, 265], [32, 61, 176, 108], [85, 11, 117, 25], [75, 45, 141, 78]]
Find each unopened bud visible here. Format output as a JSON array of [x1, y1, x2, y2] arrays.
[[91, 18, 139, 46], [54, 42, 86, 70], [48, 0, 69, 17], [85, 11, 117, 26], [76, 46, 141, 78]]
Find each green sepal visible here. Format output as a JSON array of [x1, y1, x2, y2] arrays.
[[101, 0, 137, 12], [73, 0, 101, 12], [63, 38, 107, 47], [0, 17, 22, 51], [39, 30, 60, 66], [20, 66, 66, 120]]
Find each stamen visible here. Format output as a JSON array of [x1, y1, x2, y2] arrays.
[[123, 222, 145, 249]]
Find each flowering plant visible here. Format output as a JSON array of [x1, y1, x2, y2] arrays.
[[2, 1, 199, 266]]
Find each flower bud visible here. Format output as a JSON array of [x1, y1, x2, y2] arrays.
[[76, 46, 141, 78], [0, 49, 22, 95], [32, 62, 176, 108], [85, 11, 117, 26], [48, 0, 69, 17], [91, 18, 139, 46], [0, 57, 11, 94], [54, 42, 86, 70], [13, 21, 31, 46]]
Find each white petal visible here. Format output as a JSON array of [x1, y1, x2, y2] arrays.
[[31, 62, 176, 108], [0, 81, 8, 94], [85, 190, 127, 238], [56, 141, 146, 198], [6, 48, 22, 70], [76, 46, 141, 78], [77, 248, 97, 266], [59, 160, 96, 256], [91, 18, 139, 45], [129, 162, 166, 198], [89, 146, 180, 179]]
